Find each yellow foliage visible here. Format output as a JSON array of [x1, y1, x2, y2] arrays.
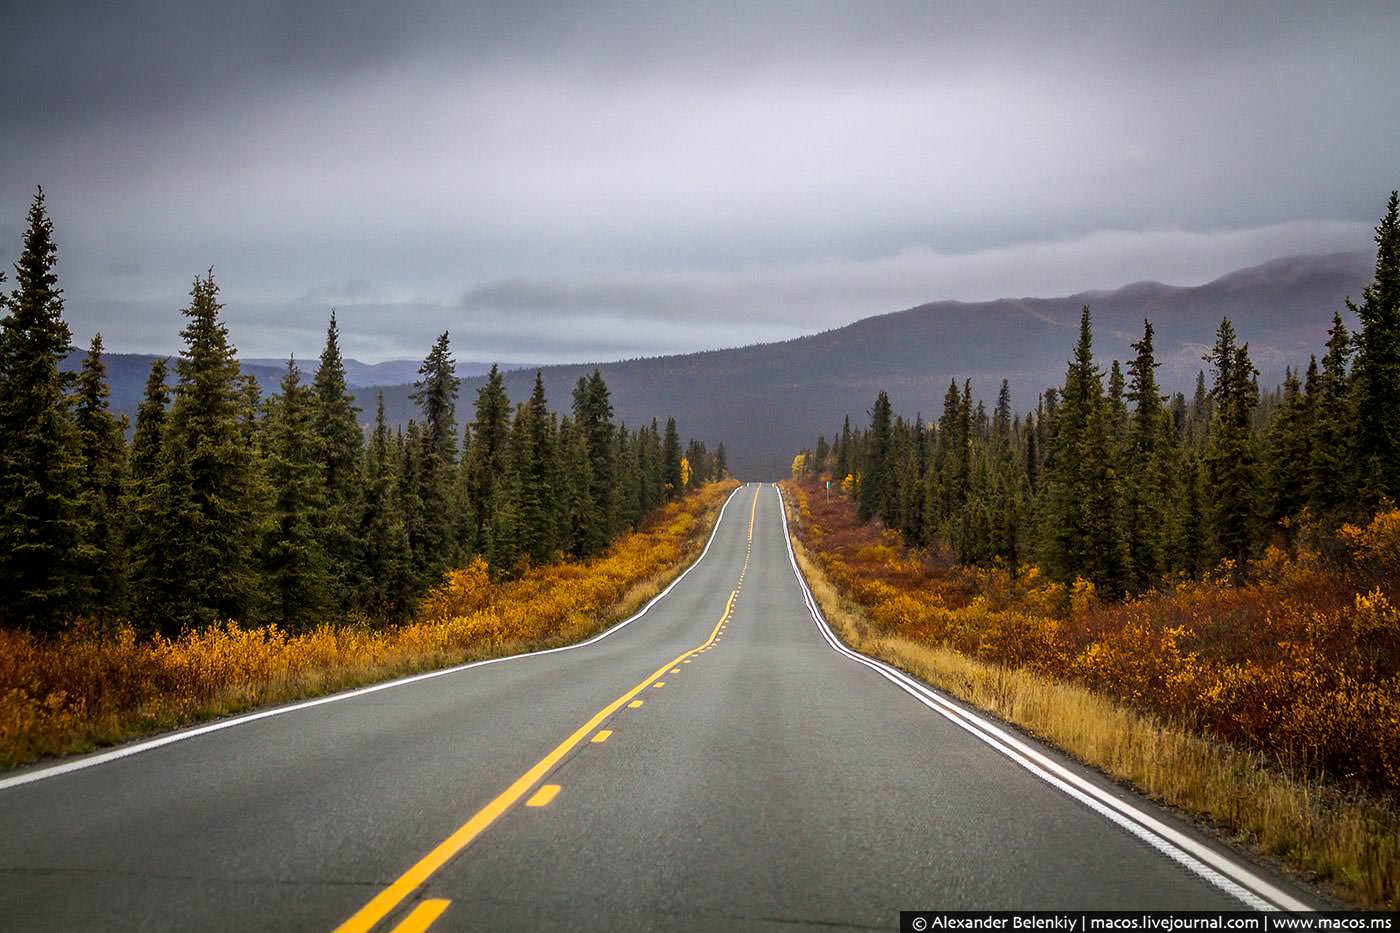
[[0, 482, 738, 769]]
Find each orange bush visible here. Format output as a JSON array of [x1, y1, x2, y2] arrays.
[[787, 480, 1400, 794], [0, 482, 736, 768]]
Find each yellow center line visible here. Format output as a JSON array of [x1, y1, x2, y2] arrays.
[[628, 700, 643, 708], [525, 784, 561, 807], [332, 586, 740, 933], [591, 730, 612, 743], [388, 899, 450, 933]]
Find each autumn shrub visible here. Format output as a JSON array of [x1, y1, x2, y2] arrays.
[[0, 481, 736, 769], [787, 478, 1400, 796]]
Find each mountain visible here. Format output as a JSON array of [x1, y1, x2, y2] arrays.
[[77, 252, 1373, 480]]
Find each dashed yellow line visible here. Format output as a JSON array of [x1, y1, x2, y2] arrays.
[[332, 586, 740, 933], [591, 730, 612, 743], [388, 899, 450, 933], [628, 700, 644, 709], [525, 784, 561, 807]]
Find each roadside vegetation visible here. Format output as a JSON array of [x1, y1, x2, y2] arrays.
[[0, 478, 735, 767], [0, 187, 733, 766], [784, 192, 1400, 908]]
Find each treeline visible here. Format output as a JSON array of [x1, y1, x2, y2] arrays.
[[0, 189, 727, 637], [798, 192, 1400, 598]]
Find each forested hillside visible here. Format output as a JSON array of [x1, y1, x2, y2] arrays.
[[0, 189, 727, 638], [801, 193, 1400, 597]]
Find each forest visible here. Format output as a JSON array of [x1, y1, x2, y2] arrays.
[[799, 192, 1400, 598], [0, 189, 728, 639]]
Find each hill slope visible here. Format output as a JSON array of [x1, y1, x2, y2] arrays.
[[84, 252, 1373, 479]]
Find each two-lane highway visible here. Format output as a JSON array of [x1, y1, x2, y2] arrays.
[[0, 484, 1316, 930]]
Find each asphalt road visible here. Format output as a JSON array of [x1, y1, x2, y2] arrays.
[[0, 484, 1319, 930]]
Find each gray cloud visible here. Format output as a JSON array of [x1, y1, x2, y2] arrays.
[[3, 2, 1397, 362]]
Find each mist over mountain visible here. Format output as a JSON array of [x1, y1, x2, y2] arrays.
[[82, 251, 1372, 480]]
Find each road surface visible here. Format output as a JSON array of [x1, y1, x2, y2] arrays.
[[0, 484, 1317, 930]]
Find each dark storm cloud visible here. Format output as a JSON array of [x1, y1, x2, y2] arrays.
[[2, 2, 1396, 360]]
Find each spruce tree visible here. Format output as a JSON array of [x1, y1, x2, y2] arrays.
[[1123, 320, 1170, 592], [126, 358, 172, 633], [1204, 319, 1260, 574], [260, 359, 330, 630], [858, 392, 893, 523], [310, 313, 364, 611], [662, 416, 683, 499], [409, 332, 460, 582], [511, 374, 559, 564], [467, 365, 511, 547], [1351, 191, 1400, 508], [358, 394, 413, 622], [1307, 316, 1353, 516], [557, 417, 600, 558], [1266, 367, 1311, 531], [156, 270, 260, 631], [72, 334, 128, 618], [0, 189, 88, 631], [572, 369, 616, 547]]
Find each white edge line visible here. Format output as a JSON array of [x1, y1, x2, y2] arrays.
[[0, 484, 749, 794], [772, 485, 1312, 913]]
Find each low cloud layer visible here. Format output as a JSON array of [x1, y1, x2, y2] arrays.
[[4, 2, 1396, 361]]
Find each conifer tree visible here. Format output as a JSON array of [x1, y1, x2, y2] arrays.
[[410, 332, 460, 581], [573, 369, 616, 546], [511, 374, 559, 564], [557, 417, 600, 558], [1307, 316, 1353, 516], [1266, 367, 1311, 530], [662, 416, 683, 499], [467, 364, 511, 547], [1204, 319, 1260, 574], [311, 313, 364, 611], [0, 189, 89, 631], [154, 270, 260, 631], [358, 394, 413, 621], [73, 334, 128, 618], [858, 392, 894, 523], [125, 358, 171, 632], [1351, 191, 1400, 508], [1122, 320, 1171, 592], [260, 359, 330, 629]]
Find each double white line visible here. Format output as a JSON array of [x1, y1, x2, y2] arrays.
[[772, 485, 1311, 913]]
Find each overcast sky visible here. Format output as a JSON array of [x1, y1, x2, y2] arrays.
[[3, 1, 1396, 363]]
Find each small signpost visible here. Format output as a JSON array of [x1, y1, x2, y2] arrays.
[[825, 479, 831, 501]]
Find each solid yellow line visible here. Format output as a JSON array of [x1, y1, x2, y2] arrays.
[[591, 730, 612, 743], [525, 784, 560, 807], [388, 899, 450, 933], [333, 588, 739, 933]]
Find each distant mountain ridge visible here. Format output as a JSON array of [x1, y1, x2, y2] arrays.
[[82, 251, 1373, 480]]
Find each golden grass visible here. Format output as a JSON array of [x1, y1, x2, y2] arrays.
[[783, 486, 1400, 910], [0, 481, 738, 769]]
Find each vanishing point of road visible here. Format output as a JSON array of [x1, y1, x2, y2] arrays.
[[0, 484, 1319, 930]]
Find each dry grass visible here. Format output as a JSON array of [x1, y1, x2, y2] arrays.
[[0, 481, 738, 769], [784, 484, 1400, 910]]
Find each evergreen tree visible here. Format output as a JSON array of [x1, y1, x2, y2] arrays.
[[557, 417, 600, 558], [858, 391, 894, 523], [511, 374, 559, 564], [358, 394, 413, 622], [661, 416, 683, 498], [1122, 320, 1171, 592], [1351, 191, 1400, 508], [310, 313, 364, 612], [72, 334, 128, 618], [572, 369, 615, 549], [1204, 319, 1260, 574], [126, 358, 172, 633], [0, 189, 89, 631], [409, 332, 460, 582], [1266, 366, 1311, 531], [467, 365, 511, 547], [154, 270, 260, 631], [259, 359, 330, 629], [1307, 316, 1354, 516]]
